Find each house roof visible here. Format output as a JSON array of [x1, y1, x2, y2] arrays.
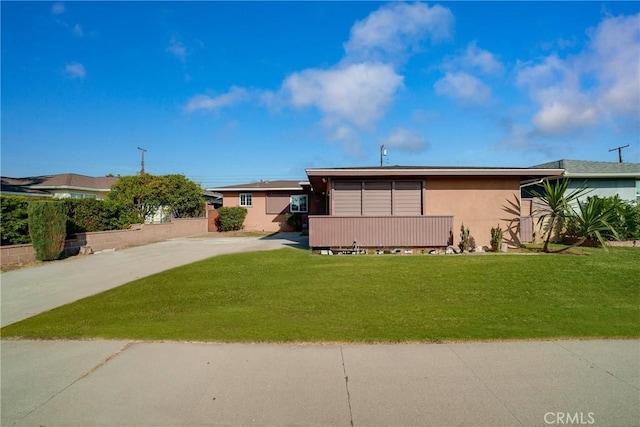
[[305, 166, 564, 193], [207, 180, 310, 192], [1, 174, 119, 196], [0, 177, 52, 197], [29, 173, 119, 191], [532, 159, 640, 178]]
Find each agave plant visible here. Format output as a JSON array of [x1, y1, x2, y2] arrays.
[[530, 178, 590, 253]]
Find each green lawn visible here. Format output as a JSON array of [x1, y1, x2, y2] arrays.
[[2, 247, 638, 342]]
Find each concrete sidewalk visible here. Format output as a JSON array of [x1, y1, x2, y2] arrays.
[[0, 233, 307, 327], [1, 339, 638, 426]]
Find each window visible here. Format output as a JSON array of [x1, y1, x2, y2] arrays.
[[636, 180, 640, 203], [290, 194, 308, 213], [239, 193, 252, 207]]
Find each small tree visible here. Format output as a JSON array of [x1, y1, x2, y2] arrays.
[[458, 223, 473, 252], [217, 206, 247, 231], [490, 225, 504, 252], [163, 174, 205, 218], [28, 201, 67, 261], [108, 174, 166, 222], [531, 179, 590, 253]]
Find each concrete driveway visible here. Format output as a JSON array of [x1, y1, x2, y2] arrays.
[[0, 232, 307, 327]]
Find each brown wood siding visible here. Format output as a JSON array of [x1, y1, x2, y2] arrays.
[[363, 181, 391, 216], [520, 216, 534, 243], [309, 215, 453, 247], [332, 181, 362, 216], [393, 181, 422, 215], [266, 193, 290, 214]]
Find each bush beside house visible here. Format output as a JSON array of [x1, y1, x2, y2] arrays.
[[216, 206, 247, 231]]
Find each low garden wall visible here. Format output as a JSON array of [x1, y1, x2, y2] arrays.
[[1, 218, 208, 268]]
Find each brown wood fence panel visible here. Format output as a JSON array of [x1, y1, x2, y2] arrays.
[[309, 215, 453, 248]]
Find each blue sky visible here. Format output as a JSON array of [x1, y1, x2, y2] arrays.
[[2, 1, 639, 188]]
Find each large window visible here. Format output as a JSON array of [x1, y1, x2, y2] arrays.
[[239, 193, 252, 207], [290, 194, 308, 213]]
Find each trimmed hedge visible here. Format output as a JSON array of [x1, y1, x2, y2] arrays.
[[28, 201, 67, 261], [63, 199, 136, 234], [216, 206, 247, 231], [1, 196, 136, 246], [1, 196, 31, 245]]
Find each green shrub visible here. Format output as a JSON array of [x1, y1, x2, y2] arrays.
[[565, 196, 640, 241], [216, 206, 247, 231], [490, 225, 504, 252], [1, 195, 32, 245], [63, 199, 136, 234], [28, 201, 67, 261], [285, 212, 303, 232], [458, 223, 473, 252]]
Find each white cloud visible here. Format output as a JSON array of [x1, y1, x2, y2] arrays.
[[344, 2, 454, 62], [73, 23, 83, 37], [166, 36, 187, 62], [282, 62, 403, 129], [185, 87, 249, 112], [380, 128, 429, 153], [434, 72, 491, 104], [458, 41, 504, 75], [325, 122, 363, 157], [51, 2, 65, 15], [435, 42, 501, 105], [64, 62, 85, 79], [588, 13, 640, 117], [516, 13, 639, 137], [532, 101, 598, 135]]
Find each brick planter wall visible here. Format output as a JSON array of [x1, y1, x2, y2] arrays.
[[1, 218, 207, 268]]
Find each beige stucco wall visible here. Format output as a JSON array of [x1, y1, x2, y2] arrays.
[[222, 191, 293, 232], [424, 177, 522, 247]]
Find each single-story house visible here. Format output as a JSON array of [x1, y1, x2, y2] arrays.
[[207, 180, 323, 232], [305, 166, 563, 249], [524, 159, 640, 208], [0, 174, 119, 199]]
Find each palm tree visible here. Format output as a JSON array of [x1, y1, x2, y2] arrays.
[[530, 178, 590, 253]]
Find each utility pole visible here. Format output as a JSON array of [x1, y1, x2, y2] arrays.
[[137, 147, 147, 174], [380, 145, 387, 167], [608, 144, 629, 163]]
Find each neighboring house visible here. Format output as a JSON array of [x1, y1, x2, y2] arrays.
[[0, 174, 119, 200], [202, 190, 223, 209], [305, 166, 563, 249], [523, 160, 640, 215], [208, 180, 321, 232]]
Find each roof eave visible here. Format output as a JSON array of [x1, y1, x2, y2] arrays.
[[564, 173, 640, 178], [207, 187, 305, 192], [305, 168, 564, 177]]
